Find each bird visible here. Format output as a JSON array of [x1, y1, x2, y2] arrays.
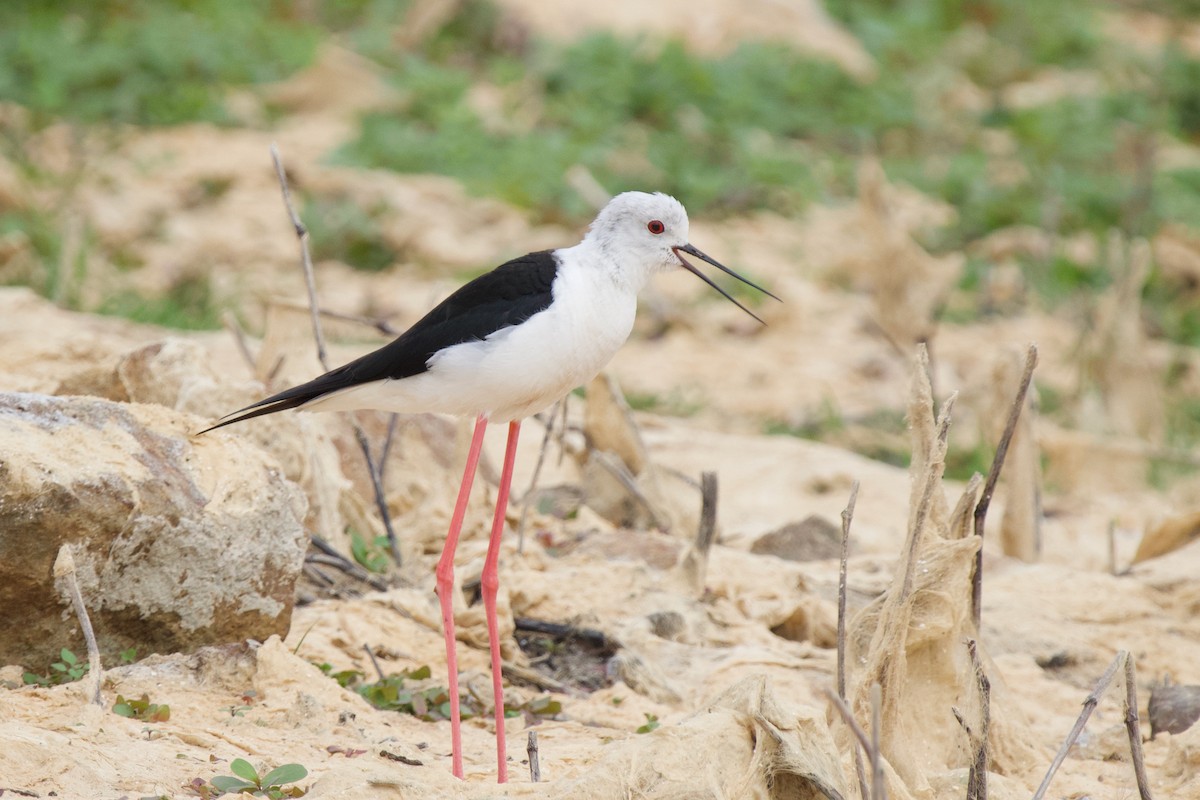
[[201, 190, 778, 783]]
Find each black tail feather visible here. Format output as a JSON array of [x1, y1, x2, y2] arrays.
[[194, 375, 343, 435], [195, 396, 311, 435]]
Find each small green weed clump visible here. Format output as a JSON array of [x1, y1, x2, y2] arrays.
[[315, 661, 562, 721], [23, 648, 88, 687], [188, 759, 308, 799], [113, 693, 171, 722]]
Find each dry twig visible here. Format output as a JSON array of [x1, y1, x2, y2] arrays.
[[972, 344, 1038, 629], [678, 471, 719, 594], [870, 683, 887, 800], [53, 545, 102, 706], [270, 144, 402, 567], [528, 730, 541, 782], [825, 688, 871, 800], [501, 662, 571, 695], [837, 480, 860, 700], [517, 401, 563, 554], [965, 639, 989, 800], [1032, 650, 1154, 800], [363, 643, 386, 683], [836, 481, 868, 800], [307, 536, 390, 592]]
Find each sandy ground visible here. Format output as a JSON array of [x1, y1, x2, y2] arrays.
[[4, 6, 1200, 799]]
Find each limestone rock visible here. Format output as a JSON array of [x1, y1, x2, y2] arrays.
[[0, 392, 307, 668]]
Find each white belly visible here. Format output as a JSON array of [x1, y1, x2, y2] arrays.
[[301, 270, 638, 423]]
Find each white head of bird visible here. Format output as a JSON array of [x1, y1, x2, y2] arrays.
[[584, 191, 690, 279], [582, 190, 778, 321]]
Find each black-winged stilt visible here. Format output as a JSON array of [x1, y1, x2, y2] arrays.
[[201, 191, 778, 782]]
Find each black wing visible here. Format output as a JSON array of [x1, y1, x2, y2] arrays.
[[199, 250, 560, 433]]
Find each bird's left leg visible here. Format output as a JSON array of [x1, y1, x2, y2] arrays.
[[436, 414, 489, 779], [481, 419, 520, 783]]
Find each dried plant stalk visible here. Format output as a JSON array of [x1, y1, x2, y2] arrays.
[[270, 144, 402, 567]]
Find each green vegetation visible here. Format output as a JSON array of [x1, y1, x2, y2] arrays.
[[113, 693, 171, 722], [316, 661, 562, 721], [348, 528, 392, 573], [304, 195, 398, 273], [97, 276, 224, 330], [636, 712, 660, 733], [23, 647, 88, 686], [202, 759, 308, 799], [0, 0, 319, 127]]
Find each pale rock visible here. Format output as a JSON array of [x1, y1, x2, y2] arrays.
[[0, 392, 307, 668]]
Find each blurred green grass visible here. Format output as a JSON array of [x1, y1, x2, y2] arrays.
[[0, 0, 321, 127]]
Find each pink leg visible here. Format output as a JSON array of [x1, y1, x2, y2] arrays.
[[435, 414, 489, 780], [481, 420, 520, 783]]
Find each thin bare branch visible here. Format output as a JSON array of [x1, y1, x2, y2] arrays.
[[354, 424, 403, 565], [825, 688, 871, 800], [518, 401, 562, 554], [1124, 655, 1155, 800], [53, 545, 102, 706], [318, 306, 399, 336], [502, 662, 570, 695], [527, 731, 541, 782], [270, 144, 402, 567], [965, 639, 990, 800], [972, 344, 1038, 629], [837, 480, 860, 700], [378, 414, 399, 482], [270, 143, 327, 368], [870, 683, 887, 800], [825, 688, 872, 755], [308, 535, 390, 591], [363, 643, 386, 683], [1033, 652, 1145, 800]]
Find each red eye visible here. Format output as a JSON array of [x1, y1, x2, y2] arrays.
[[647, 220, 665, 235]]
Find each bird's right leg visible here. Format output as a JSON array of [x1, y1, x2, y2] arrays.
[[435, 414, 489, 780]]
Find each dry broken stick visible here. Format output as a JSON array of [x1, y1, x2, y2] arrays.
[[1032, 650, 1154, 800], [517, 401, 564, 554], [53, 545, 102, 706], [971, 344, 1038, 629], [307, 535, 390, 592], [270, 144, 402, 567], [825, 688, 871, 800], [965, 639, 989, 800], [835, 481, 868, 800], [870, 683, 888, 800], [678, 471, 718, 595], [837, 480, 860, 700], [826, 690, 873, 800], [528, 730, 541, 782]]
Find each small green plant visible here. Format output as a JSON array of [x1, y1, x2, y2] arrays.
[[636, 713, 660, 734], [207, 759, 308, 798], [23, 648, 88, 686], [119, 647, 138, 665], [319, 662, 562, 722], [113, 693, 171, 722], [225, 690, 258, 718], [349, 529, 391, 573], [313, 662, 364, 689], [354, 665, 465, 720]]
